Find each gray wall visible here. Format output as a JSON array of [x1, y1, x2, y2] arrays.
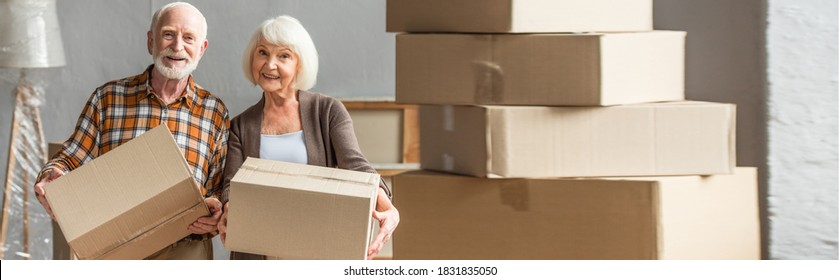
[[655, 0, 837, 260], [1, 0, 836, 260], [653, 0, 770, 259]]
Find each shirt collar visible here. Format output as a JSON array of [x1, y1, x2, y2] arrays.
[[139, 64, 196, 108]]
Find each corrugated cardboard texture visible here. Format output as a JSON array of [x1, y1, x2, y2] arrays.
[[386, 0, 652, 33], [48, 143, 74, 260], [392, 168, 759, 260], [226, 158, 379, 260], [657, 168, 761, 259], [421, 101, 736, 178], [45, 126, 208, 260], [396, 31, 685, 106]]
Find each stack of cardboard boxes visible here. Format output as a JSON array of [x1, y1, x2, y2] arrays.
[[387, 0, 759, 259]]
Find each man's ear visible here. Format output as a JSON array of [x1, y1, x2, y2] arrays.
[[147, 31, 154, 55], [200, 39, 208, 56]]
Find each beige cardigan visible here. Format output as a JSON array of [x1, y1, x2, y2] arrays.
[[221, 90, 392, 203]]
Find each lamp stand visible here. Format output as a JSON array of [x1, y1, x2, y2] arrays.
[[0, 69, 47, 260]]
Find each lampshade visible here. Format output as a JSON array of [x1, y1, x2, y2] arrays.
[[0, 0, 65, 68]]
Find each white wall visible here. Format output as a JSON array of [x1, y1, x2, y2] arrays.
[[767, 0, 838, 259]]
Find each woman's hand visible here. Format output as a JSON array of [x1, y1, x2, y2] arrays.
[[368, 188, 399, 260]]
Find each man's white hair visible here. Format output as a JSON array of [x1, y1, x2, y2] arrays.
[[149, 2, 208, 41]]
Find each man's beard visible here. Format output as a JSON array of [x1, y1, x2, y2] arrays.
[[153, 47, 200, 80]]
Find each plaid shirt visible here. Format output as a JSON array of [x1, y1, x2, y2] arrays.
[[43, 65, 230, 198]]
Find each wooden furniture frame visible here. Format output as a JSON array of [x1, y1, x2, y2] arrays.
[[341, 100, 420, 164]]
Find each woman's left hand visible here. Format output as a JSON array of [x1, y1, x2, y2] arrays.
[[368, 188, 399, 260]]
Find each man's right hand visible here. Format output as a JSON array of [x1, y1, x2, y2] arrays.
[[34, 167, 64, 220]]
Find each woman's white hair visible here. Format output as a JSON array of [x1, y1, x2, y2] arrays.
[[243, 15, 318, 90]]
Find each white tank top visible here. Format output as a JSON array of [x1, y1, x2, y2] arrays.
[[259, 130, 307, 164]]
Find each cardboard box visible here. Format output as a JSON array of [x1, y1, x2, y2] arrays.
[[48, 142, 76, 260], [386, 0, 653, 33], [421, 101, 736, 178], [225, 157, 380, 259], [393, 168, 760, 260], [396, 31, 685, 106], [45, 126, 209, 260]]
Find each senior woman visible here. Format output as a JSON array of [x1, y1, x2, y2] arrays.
[[217, 15, 399, 260]]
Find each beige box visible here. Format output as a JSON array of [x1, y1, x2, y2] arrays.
[[45, 126, 209, 260], [393, 168, 761, 260], [396, 31, 685, 106], [226, 157, 379, 260], [386, 0, 653, 33], [421, 101, 736, 178], [48, 142, 75, 260]]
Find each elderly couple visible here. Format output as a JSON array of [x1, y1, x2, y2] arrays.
[[32, 2, 399, 260]]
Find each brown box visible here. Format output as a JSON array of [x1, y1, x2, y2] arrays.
[[387, 0, 653, 33], [393, 168, 761, 260], [225, 157, 379, 259], [45, 126, 209, 260], [48, 142, 75, 260], [396, 31, 685, 106], [421, 102, 736, 178]]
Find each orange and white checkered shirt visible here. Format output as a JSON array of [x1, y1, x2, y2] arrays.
[[42, 65, 230, 198]]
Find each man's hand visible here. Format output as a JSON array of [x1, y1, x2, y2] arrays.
[[188, 197, 223, 234], [33, 167, 65, 220]]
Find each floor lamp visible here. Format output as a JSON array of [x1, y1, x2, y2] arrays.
[[0, 0, 65, 260]]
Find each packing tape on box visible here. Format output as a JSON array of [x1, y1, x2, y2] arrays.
[[442, 153, 454, 172], [473, 61, 504, 104], [238, 162, 380, 186], [499, 180, 529, 212], [442, 105, 454, 132]]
